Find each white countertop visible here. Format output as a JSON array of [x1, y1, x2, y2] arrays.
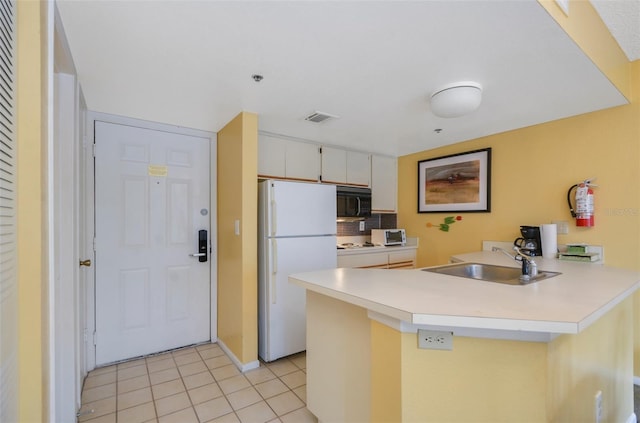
[[290, 251, 640, 335]]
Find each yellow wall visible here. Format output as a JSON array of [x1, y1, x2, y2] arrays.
[[399, 60, 640, 374], [545, 0, 640, 379], [369, 299, 634, 422], [547, 298, 633, 422], [217, 112, 258, 364], [370, 321, 402, 422], [400, 334, 548, 422], [306, 291, 372, 423], [311, 289, 633, 421], [17, 1, 48, 421]]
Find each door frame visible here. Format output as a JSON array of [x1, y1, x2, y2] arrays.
[[84, 112, 218, 371], [51, 7, 88, 419]]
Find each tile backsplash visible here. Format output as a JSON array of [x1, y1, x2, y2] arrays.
[[337, 214, 397, 236]]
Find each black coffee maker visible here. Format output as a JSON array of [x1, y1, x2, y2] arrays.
[[514, 225, 542, 256]]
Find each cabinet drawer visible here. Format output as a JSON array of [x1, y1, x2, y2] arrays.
[[387, 261, 414, 269], [388, 250, 416, 263], [338, 248, 417, 269], [388, 250, 416, 269], [338, 252, 388, 269]]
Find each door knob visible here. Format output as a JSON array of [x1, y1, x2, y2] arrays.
[[79, 259, 92, 267], [190, 229, 207, 262]]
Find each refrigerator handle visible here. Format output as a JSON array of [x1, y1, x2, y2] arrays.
[[270, 184, 277, 236], [270, 200, 277, 236], [271, 239, 277, 304]]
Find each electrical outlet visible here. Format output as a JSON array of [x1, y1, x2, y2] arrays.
[[553, 220, 569, 234], [417, 329, 453, 350], [359, 221, 365, 231], [594, 390, 602, 423]]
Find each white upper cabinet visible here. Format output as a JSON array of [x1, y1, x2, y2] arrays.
[[258, 134, 320, 182], [346, 151, 371, 186], [371, 154, 397, 213], [258, 135, 287, 177], [285, 140, 321, 181], [258, 135, 378, 190], [320, 146, 347, 184], [321, 146, 370, 187]]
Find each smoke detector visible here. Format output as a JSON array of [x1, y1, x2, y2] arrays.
[[304, 111, 339, 123]]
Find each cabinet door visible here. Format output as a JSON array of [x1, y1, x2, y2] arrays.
[[321, 147, 371, 186], [321, 146, 347, 184], [371, 155, 397, 213], [258, 135, 286, 178], [285, 140, 320, 182], [346, 151, 370, 186]]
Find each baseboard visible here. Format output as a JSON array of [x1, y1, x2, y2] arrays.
[[626, 413, 637, 423], [216, 339, 260, 373]]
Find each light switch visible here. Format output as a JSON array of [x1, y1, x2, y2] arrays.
[[234, 219, 240, 236]]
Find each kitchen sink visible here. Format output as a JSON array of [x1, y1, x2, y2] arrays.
[[422, 262, 561, 285]]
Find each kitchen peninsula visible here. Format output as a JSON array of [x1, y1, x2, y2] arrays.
[[290, 251, 640, 423]]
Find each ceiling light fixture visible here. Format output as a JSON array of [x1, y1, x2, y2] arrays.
[[430, 81, 482, 118]]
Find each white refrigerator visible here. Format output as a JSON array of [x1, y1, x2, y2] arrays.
[[258, 180, 337, 362]]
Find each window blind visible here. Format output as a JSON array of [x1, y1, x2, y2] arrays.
[[0, 0, 17, 421]]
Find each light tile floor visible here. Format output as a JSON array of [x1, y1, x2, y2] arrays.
[[78, 343, 317, 423]]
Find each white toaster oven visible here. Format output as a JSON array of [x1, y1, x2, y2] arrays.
[[371, 229, 406, 246]]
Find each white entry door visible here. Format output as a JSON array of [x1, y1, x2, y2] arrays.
[[95, 121, 211, 365]]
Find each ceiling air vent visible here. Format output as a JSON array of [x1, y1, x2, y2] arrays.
[[304, 111, 339, 123]]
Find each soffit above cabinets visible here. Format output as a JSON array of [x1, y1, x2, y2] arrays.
[[56, 0, 631, 157], [591, 0, 640, 61]]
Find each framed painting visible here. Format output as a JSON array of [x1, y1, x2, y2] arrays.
[[418, 148, 491, 213]]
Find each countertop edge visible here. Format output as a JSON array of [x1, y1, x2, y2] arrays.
[[576, 281, 640, 332], [290, 252, 640, 338], [290, 276, 413, 323], [290, 273, 581, 335]]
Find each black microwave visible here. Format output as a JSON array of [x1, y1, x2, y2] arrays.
[[337, 186, 371, 219]]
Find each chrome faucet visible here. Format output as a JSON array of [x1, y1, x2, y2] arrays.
[[492, 246, 538, 281]]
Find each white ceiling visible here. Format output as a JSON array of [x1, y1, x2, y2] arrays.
[[56, 0, 634, 157]]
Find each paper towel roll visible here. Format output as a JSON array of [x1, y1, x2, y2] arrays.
[[540, 224, 558, 258]]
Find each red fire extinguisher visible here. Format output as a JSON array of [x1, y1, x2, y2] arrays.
[[567, 179, 596, 227]]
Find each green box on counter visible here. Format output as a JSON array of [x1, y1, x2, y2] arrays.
[[566, 244, 589, 254]]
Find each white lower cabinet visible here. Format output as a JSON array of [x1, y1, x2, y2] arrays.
[[338, 248, 416, 269]]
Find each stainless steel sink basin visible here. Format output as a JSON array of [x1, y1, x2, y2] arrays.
[[422, 262, 561, 285]]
